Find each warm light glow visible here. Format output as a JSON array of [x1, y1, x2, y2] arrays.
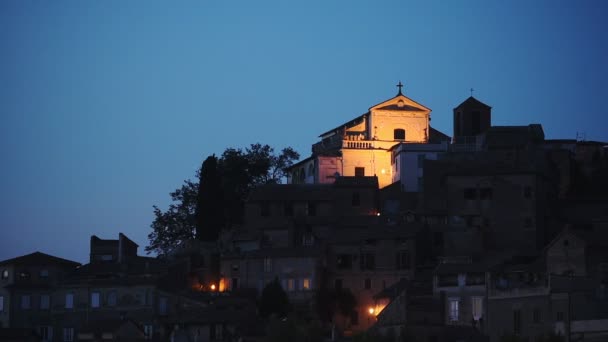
[[381, 168, 386, 174], [368, 307, 375, 315], [376, 212, 381, 216], [219, 278, 227, 292], [210, 284, 216, 291]]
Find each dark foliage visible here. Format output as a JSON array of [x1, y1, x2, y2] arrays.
[[146, 143, 299, 256], [259, 277, 291, 318]]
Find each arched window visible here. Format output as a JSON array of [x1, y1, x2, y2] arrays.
[[394, 129, 406, 140]]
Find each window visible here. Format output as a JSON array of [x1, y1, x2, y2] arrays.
[[39, 326, 52, 341], [360, 253, 376, 270], [524, 186, 533, 199], [144, 325, 153, 340], [480, 188, 493, 200], [351, 192, 360, 206], [284, 202, 294, 216], [417, 154, 426, 167], [159, 297, 168, 315], [351, 310, 359, 325], [19, 271, 31, 280], [556, 311, 564, 322], [394, 129, 406, 140], [464, 188, 477, 200], [302, 278, 311, 290], [260, 202, 270, 217], [472, 111, 481, 133], [40, 294, 50, 310], [472, 297, 483, 321], [466, 273, 485, 285], [355, 167, 365, 177], [396, 251, 410, 270], [21, 295, 31, 310], [449, 298, 459, 321], [417, 176, 424, 192], [1, 269, 8, 279], [335, 279, 343, 291], [0, 296, 4, 312], [65, 293, 74, 309], [40, 269, 49, 278], [337, 254, 352, 270], [287, 278, 295, 292], [232, 264, 239, 271], [91, 292, 100, 308], [107, 291, 117, 306], [302, 234, 314, 246], [307, 201, 316, 216], [533, 308, 541, 323], [231, 278, 239, 291], [264, 258, 272, 272], [364, 278, 371, 290], [63, 327, 74, 342], [513, 309, 521, 335], [100, 254, 113, 261]]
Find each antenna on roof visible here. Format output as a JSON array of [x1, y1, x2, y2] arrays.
[[470, 88, 474, 97]]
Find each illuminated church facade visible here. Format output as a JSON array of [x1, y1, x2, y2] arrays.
[[288, 83, 453, 190]]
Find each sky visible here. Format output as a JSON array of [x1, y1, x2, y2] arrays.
[[1, 0, 607, 263]]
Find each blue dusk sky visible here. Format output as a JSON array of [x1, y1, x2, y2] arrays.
[[1, 1, 607, 263]]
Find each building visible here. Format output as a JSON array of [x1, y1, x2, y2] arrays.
[[289, 84, 450, 189]]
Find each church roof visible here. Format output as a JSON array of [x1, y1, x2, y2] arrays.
[[429, 126, 451, 143], [318, 113, 368, 138], [453, 96, 492, 110]]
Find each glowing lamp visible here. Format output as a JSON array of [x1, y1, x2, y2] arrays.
[[368, 307, 375, 315], [210, 284, 216, 291]]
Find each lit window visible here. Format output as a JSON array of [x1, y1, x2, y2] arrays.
[[65, 293, 74, 309], [91, 292, 100, 308], [302, 278, 311, 290], [472, 297, 483, 321], [21, 295, 31, 310], [63, 327, 74, 342], [40, 294, 50, 310], [1, 269, 8, 279], [449, 298, 459, 321]]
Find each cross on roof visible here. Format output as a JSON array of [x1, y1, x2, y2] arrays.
[[470, 88, 474, 97], [397, 81, 404, 95]]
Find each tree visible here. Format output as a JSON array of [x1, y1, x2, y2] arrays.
[[145, 180, 198, 256], [146, 143, 299, 256], [259, 277, 291, 318], [195, 155, 224, 241]]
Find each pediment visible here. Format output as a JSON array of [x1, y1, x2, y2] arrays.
[[370, 94, 431, 113]]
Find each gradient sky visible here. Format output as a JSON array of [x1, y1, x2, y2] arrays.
[[1, 0, 607, 263]]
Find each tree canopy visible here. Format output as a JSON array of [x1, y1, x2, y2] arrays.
[[146, 143, 299, 256]]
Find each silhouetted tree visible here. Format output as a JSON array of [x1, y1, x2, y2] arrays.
[[146, 143, 299, 256], [195, 155, 224, 241], [259, 277, 291, 318], [146, 180, 198, 256]]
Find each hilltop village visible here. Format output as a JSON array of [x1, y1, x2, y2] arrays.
[[1, 86, 607, 342]]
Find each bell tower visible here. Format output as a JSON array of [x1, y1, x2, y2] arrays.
[[453, 94, 491, 143]]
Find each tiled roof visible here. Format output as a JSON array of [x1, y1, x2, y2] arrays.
[[0, 251, 80, 267]]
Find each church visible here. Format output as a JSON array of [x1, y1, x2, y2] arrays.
[[287, 83, 486, 190]]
